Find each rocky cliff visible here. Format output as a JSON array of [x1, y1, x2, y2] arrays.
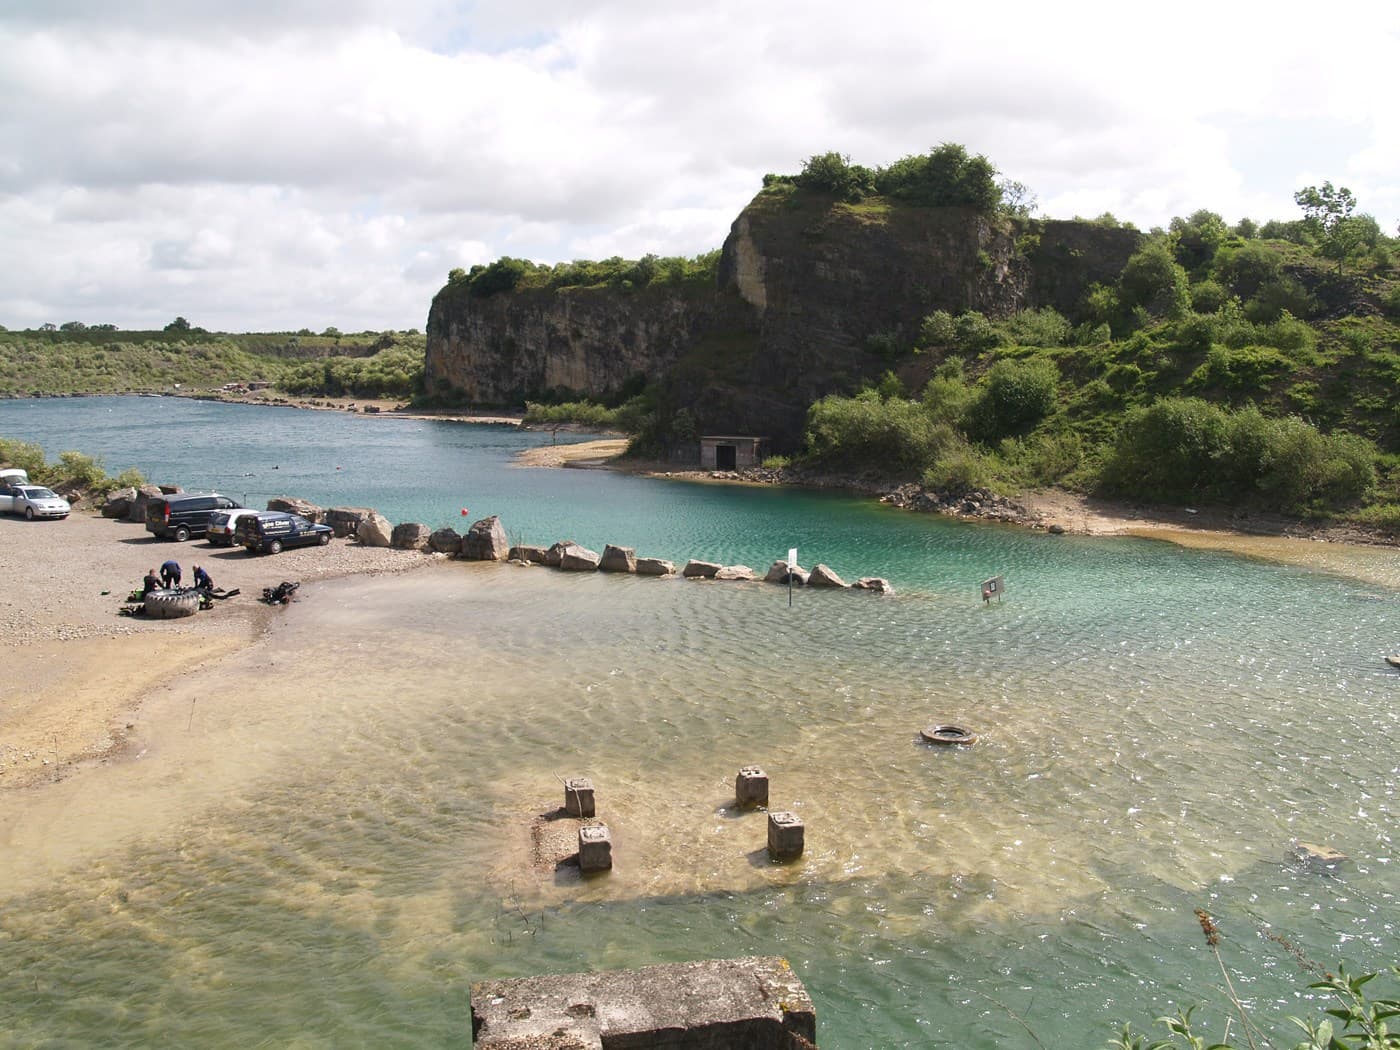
[[424, 186, 1141, 448]]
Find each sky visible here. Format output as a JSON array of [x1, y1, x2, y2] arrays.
[[2, 0, 1397, 334]]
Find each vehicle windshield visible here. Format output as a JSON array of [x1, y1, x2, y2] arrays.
[[21, 487, 59, 499]]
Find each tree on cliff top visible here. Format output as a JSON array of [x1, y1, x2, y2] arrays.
[[779, 143, 1011, 213]]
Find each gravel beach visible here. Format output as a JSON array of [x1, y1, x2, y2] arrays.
[[0, 508, 431, 788]]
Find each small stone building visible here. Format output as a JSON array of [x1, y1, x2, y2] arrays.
[[700, 435, 765, 470]]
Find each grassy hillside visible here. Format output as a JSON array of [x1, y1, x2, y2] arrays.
[[0, 328, 426, 400]]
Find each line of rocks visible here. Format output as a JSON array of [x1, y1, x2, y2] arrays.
[[99, 487, 894, 593]]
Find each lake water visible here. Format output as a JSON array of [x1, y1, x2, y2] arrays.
[[1, 396, 1398, 1048]]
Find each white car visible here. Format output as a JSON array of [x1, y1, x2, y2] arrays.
[[0, 483, 71, 520], [206, 507, 261, 546]]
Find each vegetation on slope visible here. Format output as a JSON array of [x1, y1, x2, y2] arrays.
[[0, 326, 426, 400], [778, 170, 1400, 522]]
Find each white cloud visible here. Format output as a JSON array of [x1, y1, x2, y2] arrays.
[[1, 0, 1397, 331]]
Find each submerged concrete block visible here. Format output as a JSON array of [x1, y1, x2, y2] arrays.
[[563, 777, 595, 818], [578, 825, 612, 873], [767, 811, 805, 861], [470, 956, 817, 1048], [736, 766, 769, 809]]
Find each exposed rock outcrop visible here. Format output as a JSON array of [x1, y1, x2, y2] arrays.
[[429, 527, 463, 555], [508, 544, 550, 564], [682, 560, 721, 578], [599, 544, 637, 573], [391, 522, 432, 550], [356, 511, 393, 547], [559, 544, 601, 571], [807, 564, 846, 588], [461, 515, 509, 560], [715, 564, 755, 581], [325, 506, 376, 538], [635, 557, 676, 576], [102, 487, 136, 519], [425, 192, 1141, 449], [853, 576, 894, 594], [267, 496, 324, 522]]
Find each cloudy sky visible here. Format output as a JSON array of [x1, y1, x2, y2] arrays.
[[3, 0, 1397, 333]]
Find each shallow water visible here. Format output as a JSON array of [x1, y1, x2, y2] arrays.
[[2, 397, 1399, 1046], [3, 555, 1398, 1048]]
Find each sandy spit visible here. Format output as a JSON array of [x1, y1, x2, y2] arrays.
[[0, 509, 432, 789]]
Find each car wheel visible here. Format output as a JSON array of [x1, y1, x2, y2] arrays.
[[268, 539, 283, 554], [175, 526, 191, 542], [24, 507, 35, 520], [318, 532, 330, 545]]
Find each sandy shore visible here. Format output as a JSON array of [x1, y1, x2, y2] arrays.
[[0, 510, 429, 789]]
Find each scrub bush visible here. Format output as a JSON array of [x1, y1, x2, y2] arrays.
[[803, 390, 954, 474]]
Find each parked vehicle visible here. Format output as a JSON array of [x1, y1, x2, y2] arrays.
[[0, 482, 71, 520], [145, 493, 241, 541], [234, 511, 333, 554], [206, 508, 261, 547]]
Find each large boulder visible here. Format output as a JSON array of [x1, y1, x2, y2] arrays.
[[543, 540, 578, 567], [599, 544, 637, 573], [682, 560, 721, 579], [267, 496, 324, 522], [325, 506, 376, 538], [126, 484, 165, 523], [853, 576, 894, 595], [807, 563, 847, 588], [635, 557, 676, 576], [391, 522, 432, 550], [715, 565, 755, 581], [102, 486, 136, 519], [356, 510, 394, 547], [508, 544, 550, 564], [429, 528, 463, 555], [763, 560, 808, 585], [461, 515, 509, 560], [559, 544, 601, 571]]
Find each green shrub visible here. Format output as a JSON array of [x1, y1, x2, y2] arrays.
[[973, 358, 1059, 440], [1189, 344, 1293, 391], [999, 307, 1071, 347], [1190, 278, 1229, 314], [922, 435, 993, 492], [1215, 241, 1282, 298], [1261, 310, 1317, 356], [1352, 502, 1400, 529], [760, 455, 790, 470], [522, 401, 623, 427], [0, 438, 46, 475], [803, 390, 954, 474], [918, 311, 957, 348], [1245, 275, 1316, 323], [954, 311, 1002, 351], [1380, 285, 1400, 318], [1119, 241, 1191, 318], [920, 361, 977, 426], [1101, 397, 1376, 510]]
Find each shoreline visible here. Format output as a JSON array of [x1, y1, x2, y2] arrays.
[[0, 510, 431, 790], [6, 427, 1399, 793]]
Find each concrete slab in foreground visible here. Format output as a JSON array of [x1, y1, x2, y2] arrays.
[[471, 956, 817, 1048]]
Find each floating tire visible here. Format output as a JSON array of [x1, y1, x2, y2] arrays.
[[143, 589, 200, 620], [920, 724, 977, 746]]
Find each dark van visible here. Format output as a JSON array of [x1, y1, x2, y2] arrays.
[[234, 511, 333, 554], [145, 493, 241, 541]]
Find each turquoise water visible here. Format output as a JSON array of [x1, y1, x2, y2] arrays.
[[1, 397, 1398, 1047]]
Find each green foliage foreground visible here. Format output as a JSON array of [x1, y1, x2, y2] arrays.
[[0, 438, 144, 495]]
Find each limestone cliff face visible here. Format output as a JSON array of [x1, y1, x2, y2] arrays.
[[423, 189, 1141, 445], [424, 283, 752, 405]]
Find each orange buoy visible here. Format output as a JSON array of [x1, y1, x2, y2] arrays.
[[460, 508, 470, 516]]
